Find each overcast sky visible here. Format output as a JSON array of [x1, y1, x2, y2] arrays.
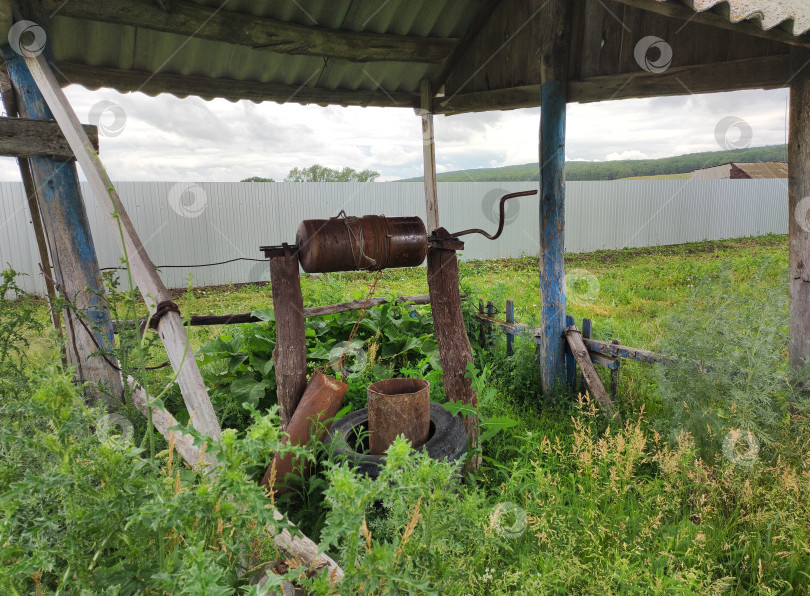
[[0, 84, 791, 183]]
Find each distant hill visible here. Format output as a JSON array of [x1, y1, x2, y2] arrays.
[[400, 145, 788, 182]]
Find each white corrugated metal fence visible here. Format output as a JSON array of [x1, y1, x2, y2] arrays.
[[0, 180, 787, 295]]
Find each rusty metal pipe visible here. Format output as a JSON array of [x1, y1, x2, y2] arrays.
[[367, 378, 431, 455], [446, 190, 538, 240], [260, 371, 348, 489]]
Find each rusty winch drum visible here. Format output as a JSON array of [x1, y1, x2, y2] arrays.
[[296, 215, 427, 273]]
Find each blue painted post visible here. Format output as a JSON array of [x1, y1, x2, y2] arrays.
[[538, 79, 568, 395], [2, 45, 122, 401], [565, 314, 576, 389], [506, 299, 515, 356], [537, 2, 572, 397], [581, 318, 593, 395], [486, 300, 495, 348]]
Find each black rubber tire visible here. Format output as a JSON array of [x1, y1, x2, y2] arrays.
[[324, 402, 467, 478]]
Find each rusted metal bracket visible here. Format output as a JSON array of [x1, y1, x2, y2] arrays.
[[428, 227, 465, 251], [259, 242, 298, 259]]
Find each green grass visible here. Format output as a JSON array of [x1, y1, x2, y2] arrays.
[[6, 233, 809, 594], [619, 173, 692, 180]]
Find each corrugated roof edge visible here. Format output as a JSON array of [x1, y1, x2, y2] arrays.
[[680, 0, 810, 36]]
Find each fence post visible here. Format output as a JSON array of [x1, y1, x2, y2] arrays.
[[610, 338, 621, 399], [506, 299, 515, 356], [580, 318, 593, 394], [486, 300, 495, 348], [565, 314, 576, 389]]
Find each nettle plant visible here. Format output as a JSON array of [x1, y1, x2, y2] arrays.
[[198, 301, 444, 426], [656, 265, 806, 464]]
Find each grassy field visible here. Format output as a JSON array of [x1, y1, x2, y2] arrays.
[[619, 173, 692, 180], [4, 233, 810, 594]]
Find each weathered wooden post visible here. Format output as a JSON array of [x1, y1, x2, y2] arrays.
[[420, 79, 439, 233], [1, 44, 122, 401], [537, 1, 572, 396], [789, 47, 810, 372], [506, 299, 515, 356], [265, 244, 308, 429]]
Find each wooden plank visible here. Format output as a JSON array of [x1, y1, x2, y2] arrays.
[[431, 0, 502, 92], [2, 47, 122, 402], [45, 0, 456, 63], [23, 51, 221, 439], [420, 80, 439, 233], [583, 337, 672, 365], [427, 247, 479, 466], [0, 116, 98, 159], [127, 380, 344, 587], [269, 251, 308, 428], [435, 54, 792, 113], [537, 0, 572, 395], [789, 47, 810, 370], [56, 62, 418, 109], [565, 325, 614, 416]]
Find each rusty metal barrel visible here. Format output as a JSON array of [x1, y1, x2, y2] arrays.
[[296, 215, 427, 273], [367, 378, 431, 455]]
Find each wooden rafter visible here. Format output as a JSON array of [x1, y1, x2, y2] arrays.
[[436, 54, 792, 114], [0, 116, 98, 159], [44, 0, 457, 64], [56, 62, 419, 108]]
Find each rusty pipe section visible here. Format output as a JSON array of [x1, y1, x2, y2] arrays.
[[296, 215, 427, 273], [446, 190, 538, 240], [367, 377, 431, 455]]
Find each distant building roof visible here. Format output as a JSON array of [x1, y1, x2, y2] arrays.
[[690, 161, 788, 179]]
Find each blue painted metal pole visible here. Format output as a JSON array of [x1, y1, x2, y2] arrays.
[[2, 44, 122, 401], [538, 78, 568, 395]]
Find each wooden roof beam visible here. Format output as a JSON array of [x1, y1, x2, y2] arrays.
[[56, 62, 419, 108], [612, 0, 810, 49], [435, 54, 792, 114], [44, 0, 457, 64]]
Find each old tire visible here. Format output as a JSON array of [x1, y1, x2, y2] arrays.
[[324, 402, 467, 478]]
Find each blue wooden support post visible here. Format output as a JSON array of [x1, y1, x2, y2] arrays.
[[565, 314, 576, 389], [2, 45, 122, 401], [486, 300, 495, 348], [537, 2, 572, 396], [506, 299, 515, 356]]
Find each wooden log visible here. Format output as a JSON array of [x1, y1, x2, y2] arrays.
[[127, 381, 344, 586], [427, 246, 479, 465], [23, 51, 221, 439], [564, 326, 614, 417], [2, 47, 122, 402], [0, 76, 63, 340], [269, 250, 308, 428], [537, 0, 572, 396], [420, 80, 440, 233], [45, 0, 456, 64], [113, 294, 434, 332], [790, 47, 810, 371], [506, 299, 515, 357], [0, 116, 98, 159]]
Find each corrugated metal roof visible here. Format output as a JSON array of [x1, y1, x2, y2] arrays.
[[16, 0, 810, 108], [676, 0, 810, 36], [735, 161, 790, 178]]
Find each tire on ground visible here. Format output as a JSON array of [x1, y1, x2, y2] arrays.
[[324, 402, 467, 478]]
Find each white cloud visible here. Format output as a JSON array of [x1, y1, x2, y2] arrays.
[[0, 85, 791, 183], [605, 150, 650, 161]]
